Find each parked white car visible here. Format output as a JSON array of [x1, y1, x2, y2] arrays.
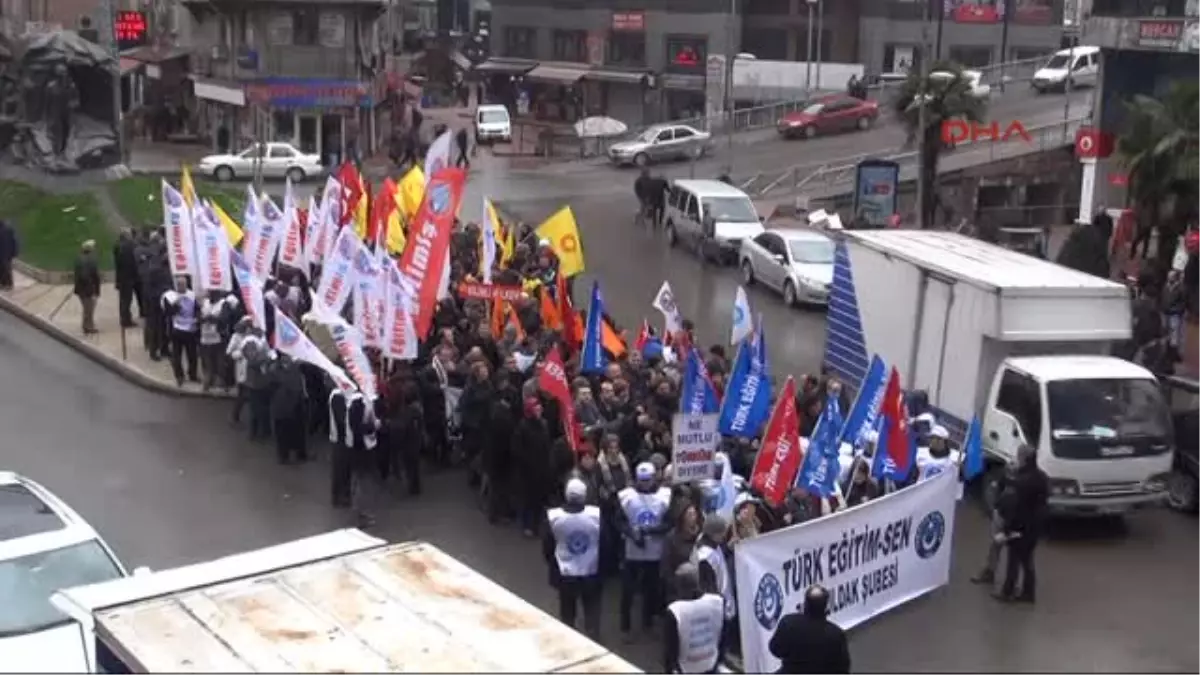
[[475, 104, 512, 144], [963, 69, 991, 99], [1032, 45, 1100, 93], [739, 228, 835, 306], [197, 142, 325, 182], [608, 124, 712, 167], [0, 472, 133, 673]]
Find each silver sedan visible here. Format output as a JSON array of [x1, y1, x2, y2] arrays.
[[739, 228, 835, 307], [607, 124, 711, 167]]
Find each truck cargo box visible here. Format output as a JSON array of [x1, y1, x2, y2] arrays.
[[52, 530, 640, 674], [825, 230, 1133, 435]]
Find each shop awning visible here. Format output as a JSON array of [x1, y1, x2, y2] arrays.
[[189, 75, 246, 107], [525, 62, 589, 85], [584, 67, 651, 85], [473, 57, 537, 75]]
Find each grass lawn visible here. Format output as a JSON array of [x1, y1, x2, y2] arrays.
[[108, 176, 247, 230], [0, 181, 115, 271]]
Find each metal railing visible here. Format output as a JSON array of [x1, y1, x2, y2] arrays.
[[742, 115, 1089, 199], [865, 54, 1054, 96]]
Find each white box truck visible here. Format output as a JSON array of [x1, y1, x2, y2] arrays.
[[823, 230, 1175, 516], [50, 529, 639, 674]]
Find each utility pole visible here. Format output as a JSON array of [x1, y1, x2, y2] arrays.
[[998, 0, 1012, 91], [814, 0, 823, 91], [100, 0, 125, 166], [915, 0, 932, 229], [804, 0, 816, 92], [722, 0, 736, 175]]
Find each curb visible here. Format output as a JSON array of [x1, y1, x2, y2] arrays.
[[0, 293, 233, 400]]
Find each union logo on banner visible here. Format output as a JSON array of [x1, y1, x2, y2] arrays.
[[164, 185, 182, 208], [277, 318, 301, 348], [429, 183, 451, 215], [336, 231, 355, 259]]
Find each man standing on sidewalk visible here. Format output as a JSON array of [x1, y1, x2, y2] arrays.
[[0, 219, 18, 291], [72, 240, 101, 335], [112, 228, 141, 327]]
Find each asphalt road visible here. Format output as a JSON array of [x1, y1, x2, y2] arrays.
[[3, 143, 1198, 670]]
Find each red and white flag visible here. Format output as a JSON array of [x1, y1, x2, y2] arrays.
[[278, 179, 305, 271], [396, 167, 466, 338], [538, 345, 580, 453], [749, 376, 803, 506]]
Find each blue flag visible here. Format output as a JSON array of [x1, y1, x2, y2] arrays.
[[812, 392, 846, 458], [870, 415, 916, 482], [838, 355, 888, 452], [717, 321, 773, 438], [681, 348, 720, 414], [796, 395, 843, 497], [580, 281, 607, 374], [963, 415, 984, 481]]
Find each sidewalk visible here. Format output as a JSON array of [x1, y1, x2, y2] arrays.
[[0, 271, 232, 398]]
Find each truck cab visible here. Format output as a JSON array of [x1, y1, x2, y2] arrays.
[[982, 356, 1174, 515]]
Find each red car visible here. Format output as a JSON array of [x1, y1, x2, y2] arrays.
[[777, 96, 879, 139]]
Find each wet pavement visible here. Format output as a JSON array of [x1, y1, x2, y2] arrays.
[[1, 290, 1197, 673]]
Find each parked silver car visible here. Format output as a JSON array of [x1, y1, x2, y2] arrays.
[[608, 124, 711, 167], [197, 142, 325, 182], [739, 228, 835, 307]]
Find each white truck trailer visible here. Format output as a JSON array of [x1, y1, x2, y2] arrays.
[[50, 529, 640, 673], [824, 230, 1174, 515]]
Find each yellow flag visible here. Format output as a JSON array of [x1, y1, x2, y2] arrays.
[[398, 166, 425, 220], [535, 206, 585, 278], [484, 198, 510, 264], [501, 225, 516, 267], [210, 200, 244, 247], [180, 165, 198, 207]]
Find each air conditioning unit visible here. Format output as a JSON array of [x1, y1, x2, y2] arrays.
[[211, 44, 229, 61]]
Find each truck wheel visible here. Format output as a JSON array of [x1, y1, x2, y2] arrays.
[[1167, 470, 1199, 513]]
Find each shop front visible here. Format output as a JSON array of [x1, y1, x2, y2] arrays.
[[190, 76, 247, 153], [244, 78, 375, 166], [522, 61, 591, 123], [660, 35, 709, 121]]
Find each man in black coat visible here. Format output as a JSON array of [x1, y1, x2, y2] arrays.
[[112, 228, 141, 327], [0, 218, 18, 290], [73, 240, 102, 335], [768, 585, 850, 674], [995, 443, 1049, 603]]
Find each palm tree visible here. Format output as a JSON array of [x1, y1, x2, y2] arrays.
[[1118, 80, 1199, 271], [892, 61, 987, 228]]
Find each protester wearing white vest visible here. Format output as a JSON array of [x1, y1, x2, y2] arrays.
[[693, 513, 738, 658], [543, 478, 603, 640], [617, 462, 672, 641], [916, 425, 962, 482], [664, 562, 725, 674], [161, 276, 199, 386]]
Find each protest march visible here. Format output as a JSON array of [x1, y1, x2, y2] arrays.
[[142, 127, 997, 673]]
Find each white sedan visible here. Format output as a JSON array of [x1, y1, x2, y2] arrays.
[[197, 142, 325, 183], [963, 69, 992, 99], [739, 228, 835, 307], [0, 472, 136, 672]]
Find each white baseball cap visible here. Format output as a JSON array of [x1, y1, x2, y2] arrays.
[[564, 478, 588, 502]]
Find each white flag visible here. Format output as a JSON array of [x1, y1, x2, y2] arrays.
[[351, 239, 384, 348], [193, 203, 232, 292], [328, 319, 378, 400], [274, 312, 355, 392], [383, 262, 418, 361], [651, 280, 683, 335], [481, 196, 497, 284], [424, 130, 454, 183], [278, 180, 305, 271], [230, 250, 267, 331], [314, 226, 358, 317], [308, 177, 341, 267], [731, 285, 753, 346], [161, 180, 198, 280]]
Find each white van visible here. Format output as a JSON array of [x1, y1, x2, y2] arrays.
[[474, 104, 512, 144], [1031, 45, 1100, 93], [664, 179, 765, 265]]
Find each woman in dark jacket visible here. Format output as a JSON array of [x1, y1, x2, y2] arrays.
[[512, 397, 554, 537], [660, 501, 703, 606]]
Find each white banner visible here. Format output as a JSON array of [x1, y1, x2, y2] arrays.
[[328, 319, 378, 400], [735, 471, 958, 675], [672, 413, 719, 483], [315, 227, 358, 317], [161, 181, 197, 280], [248, 196, 285, 280], [308, 178, 340, 267], [278, 181, 305, 271], [351, 239, 384, 348], [274, 312, 355, 392], [192, 204, 232, 291], [382, 261, 418, 361], [651, 280, 683, 335]]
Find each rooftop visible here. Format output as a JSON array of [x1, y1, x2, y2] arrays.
[[1006, 355, 1156, 382]]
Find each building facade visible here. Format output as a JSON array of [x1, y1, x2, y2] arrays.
[[484, 0, 738, 126], [184, 0, 388, 160], [1077, 0, 1198, 216], [858, 0, 1064, 75]]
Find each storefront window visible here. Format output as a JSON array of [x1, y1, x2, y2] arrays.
[[606, 32, 646, 66], [553, 29, 588, 62], [665, 36, 706, 73], [272, 111, 295, 142]]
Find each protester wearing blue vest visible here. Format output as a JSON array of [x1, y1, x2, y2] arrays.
[[161, 276, 199, 387], [544, 478, 603, 640]]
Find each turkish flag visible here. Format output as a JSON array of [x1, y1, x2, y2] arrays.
[[396, 168, 466, 337], [880, 366, 914, 477], [538, 345, 579, 452], [750, 376, 802, 506]]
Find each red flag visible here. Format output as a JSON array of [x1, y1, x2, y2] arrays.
[[749, 376, 802, 507], [336, 162, 363, 226], [396, 168, 467, 337], [538, 345, 579, 453], [880, 366, 914, 476], [557, 273, 582, 350], [633, 318, 651, 352], [368, 178, 397, 245]]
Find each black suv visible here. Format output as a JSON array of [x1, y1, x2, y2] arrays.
[[1162, 374, 1199, 513]]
